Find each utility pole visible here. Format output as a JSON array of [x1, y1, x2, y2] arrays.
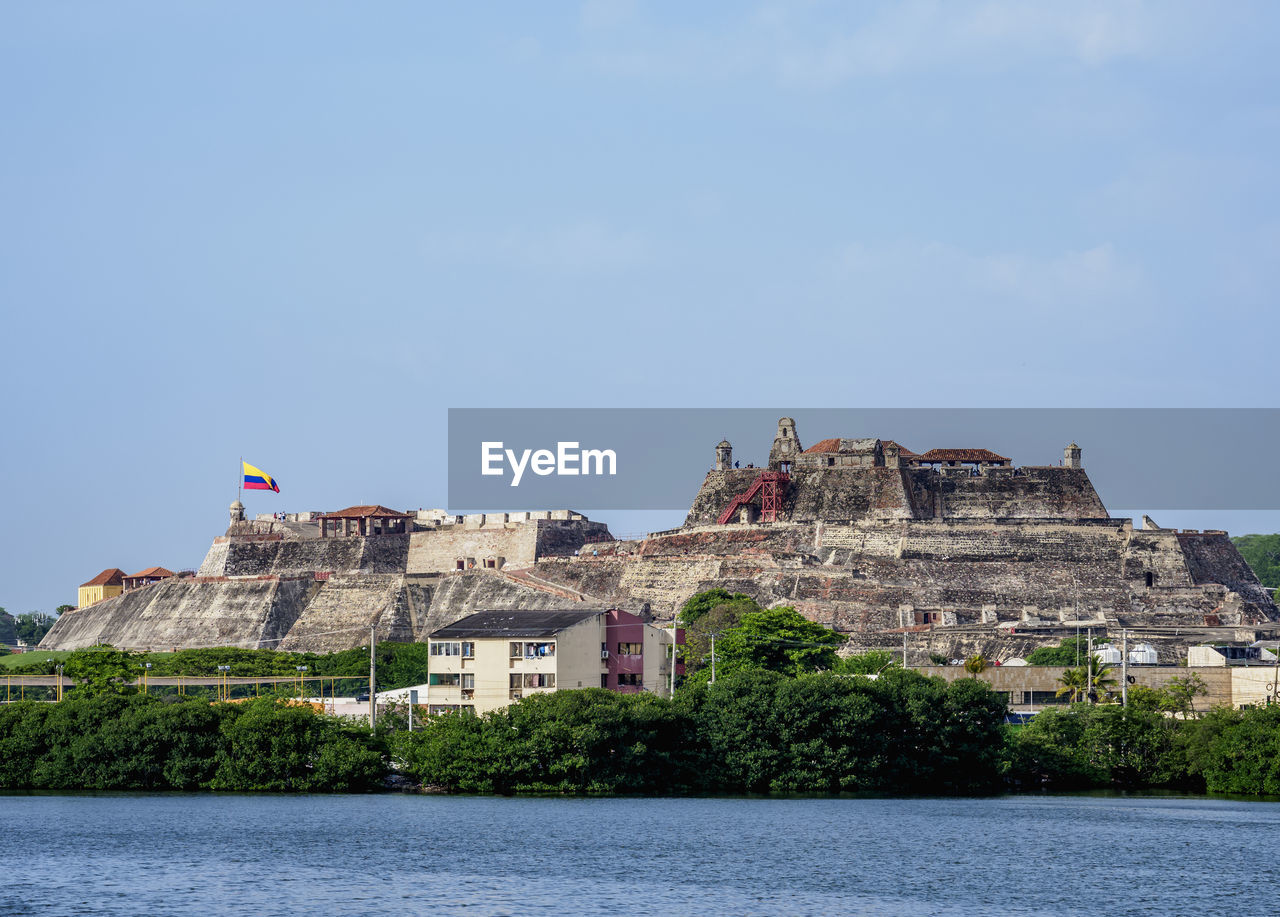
[[670, 622, 679, 699], [369, 625, 377, 728], [710, 633, 716, 685], [1086, 627, 1094, 704], [1121, 628, 1129, 708]]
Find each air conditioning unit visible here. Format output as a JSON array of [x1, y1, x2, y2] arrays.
[[600, 650, 610, 659]]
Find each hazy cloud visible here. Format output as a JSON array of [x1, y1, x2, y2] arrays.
[[835, 240, 1147, 313], [577, 0, 1176, 87], [422, 221, 654, 273]]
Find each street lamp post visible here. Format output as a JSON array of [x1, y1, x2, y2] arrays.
[[217, 665, 231, 701], [296, 665, 308, 700]]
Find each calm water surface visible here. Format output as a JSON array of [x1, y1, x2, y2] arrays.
[[3, 794, 1278, 916]]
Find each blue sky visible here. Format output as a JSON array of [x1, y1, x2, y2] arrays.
[[2, 1, 1278, 613]]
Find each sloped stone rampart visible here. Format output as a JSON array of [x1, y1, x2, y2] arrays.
[[41, 578, 311, 651]]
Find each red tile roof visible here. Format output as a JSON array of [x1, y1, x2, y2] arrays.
[[324, 505, 413, 519], [803, 438, 842, 454], [128, 567, 174, 579], [804, 438, 919, 458], [80, 568, 125, 588], [916, 448, 1011, 463]]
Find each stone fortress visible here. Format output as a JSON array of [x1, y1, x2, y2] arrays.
[[42, 418, 1279, 662]]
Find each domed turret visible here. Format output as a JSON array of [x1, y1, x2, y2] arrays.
[[230, 499, 246, 524], [715, 439, 733, 471]]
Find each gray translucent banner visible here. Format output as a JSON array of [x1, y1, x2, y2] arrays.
[[448, 408, 1280, 512]]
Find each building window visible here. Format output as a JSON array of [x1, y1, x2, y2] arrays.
[[428, 673, 460, 686], [524, 642, 555, 658], [616, 642, 642, 656], [461, 642, 475, 658], [461, 673, 475, 689], [509, 673, 521, 689], [430, 642, 463, 656], [455, 560, 465, 570], [601, 674, 609, 688], [510, 642, 523, 658], [617, 673, 640, 687], [523, 673, 556, 689], [1145, 572, 1155, 587]]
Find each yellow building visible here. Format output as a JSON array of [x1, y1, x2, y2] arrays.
[[77, 568, 126, 609], [425, 609, 681, 715]]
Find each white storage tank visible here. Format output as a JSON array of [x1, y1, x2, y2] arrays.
[[1092, 643, 1122, 666], [1128, 643, 1159, 665]]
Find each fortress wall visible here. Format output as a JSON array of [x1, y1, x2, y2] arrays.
[[406, 525, 538, 573], [534, 519, 613, 557], [520, 557, 631, 606], [818, 526, 903, 556], [908, 467, 1108, 519], [1179, 533, 1266, 590], [217, 538, 366, 577], [355, 535, 411, 573], [40, 578, 312, 651], [276, 574, 408, 653], [685, 469, 766, 526], [206, 535, 410, 578], [617, 557, 725, 608], [900, 523, 1122, 564], [787, 468, 916, 522], [638, 525, 816, 558], [418, 572, 588, 633], [197, 540, 230, 577], [1123, 532, 1195, 587]]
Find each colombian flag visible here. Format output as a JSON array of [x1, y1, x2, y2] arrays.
[[243, 461, 280, 493]]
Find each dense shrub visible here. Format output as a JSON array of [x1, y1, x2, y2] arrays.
[[393, 668, 1010, 796], [0, 695, 385, 792]]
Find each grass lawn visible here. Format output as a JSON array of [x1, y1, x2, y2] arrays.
[[0, 650, 179, 670], [0, 649, 74, 669]]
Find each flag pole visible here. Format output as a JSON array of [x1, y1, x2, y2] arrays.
[[238, 455, 243, 505]]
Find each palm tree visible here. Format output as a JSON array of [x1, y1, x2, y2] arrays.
[[1090, 661, 1118, 700], [1056, 666, 1089, 703], [963, 654, 989, 677], [1057, 660, 1118, 704]]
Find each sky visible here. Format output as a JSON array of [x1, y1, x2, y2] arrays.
[[2, 1, 1278, 614]]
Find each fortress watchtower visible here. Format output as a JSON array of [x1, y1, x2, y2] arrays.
[[715, 439, 733, 471], [768, 418, 802, 471], [1064, 443, 1083, 469]]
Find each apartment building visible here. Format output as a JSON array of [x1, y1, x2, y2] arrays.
[[425, 608, 683, 715]]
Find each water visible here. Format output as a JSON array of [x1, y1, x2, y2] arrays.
[[3, 794, 1278, 916]]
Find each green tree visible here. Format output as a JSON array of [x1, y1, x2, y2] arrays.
[[835, 650, 899, 675], [678, 588, 757, 626], [1183, 706, 1280, 795], [211, 697, 383, 792], [14, 612, 57, 645], [1003, 705, 1189, 789], [1025, 636, 1090, 666], [682, 601, 755, 675], [1232, 533, 1280, 588], [63, 646, 143, 696], [1159, 674, 1209, 718], [963, 654, 989, 677], [696, 606, 845, 682]]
